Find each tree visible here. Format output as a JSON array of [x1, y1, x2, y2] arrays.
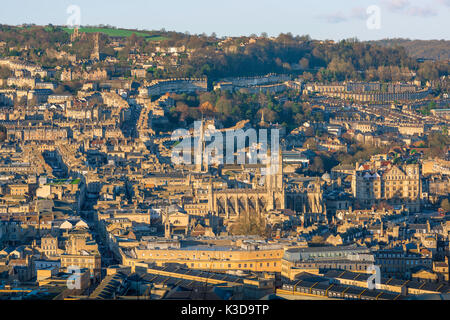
[[310, 156, 325, 173], [311, 235, 325, 244], [257, 108, 277, 123], [128, 33, 138, 46], [294, 113, 305, 126], [0, 66, 11, 79], [425, 132, 450, 158], [302, 72, 314, 82], [376, 201, 393, 211], [215, 96, 233, 119], [304, 138, 317, 150], [230, 212, 268, 237], [0, 125, 6, 142], [199, 101, 215, 117], [327, 57, 355, 80], [199, 92, 216, 105], [418, 61, 439, 81], [174, 101, 189, 122], [299, 57, 309, 69], [441, 199, 450, 213]]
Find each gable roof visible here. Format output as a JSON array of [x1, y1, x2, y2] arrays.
[[383, 165, 406, 178]]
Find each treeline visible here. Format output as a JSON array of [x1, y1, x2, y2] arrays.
[[166, 90, 317, 130], [0, 25, 70, 68], [156, 34, 448, 82], [181, 36, 420, 81], [373, 39, 450, 61], [0, 25, 69, 48]]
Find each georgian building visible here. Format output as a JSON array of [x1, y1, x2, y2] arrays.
[[352, 163, 422, 212]]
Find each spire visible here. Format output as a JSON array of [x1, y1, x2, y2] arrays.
[[259, 109, 268, 127], [195, 118, 207, 172]]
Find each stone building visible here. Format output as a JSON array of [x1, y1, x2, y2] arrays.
[[352, 163, 422, 212]]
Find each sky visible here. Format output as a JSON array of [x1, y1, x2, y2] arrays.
[[0, 0, 449, 41]]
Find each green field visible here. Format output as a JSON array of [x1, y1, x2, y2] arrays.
[[61, 26, 168, 41], [18, 25, 168, 41]]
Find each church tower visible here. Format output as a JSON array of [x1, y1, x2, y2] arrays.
[[266, 147, 284, 210], [195, 119, 207, 172], [71, 27, 80, 42], [91, 33, 100, 61]]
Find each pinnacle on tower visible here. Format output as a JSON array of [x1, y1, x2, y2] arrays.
[[71, 27, 80, 42]]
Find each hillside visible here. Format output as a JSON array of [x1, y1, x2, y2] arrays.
[[372, 39, 450, 61], [0, 25, 448, 82]]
